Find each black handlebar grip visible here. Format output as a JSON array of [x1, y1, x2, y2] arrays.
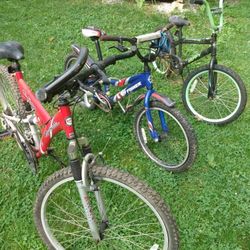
[[36, 47, 89, 103], [190, 0, 204, 5]]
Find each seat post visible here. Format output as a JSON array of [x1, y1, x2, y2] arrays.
[[9, 60, 21, 73], [94, 40, 103, 61], [177, 27, 183, 58]]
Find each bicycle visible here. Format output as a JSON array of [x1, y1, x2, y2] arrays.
[[151, 0, 247, 125], [0, 41, 179, 249], [64, 25, 197, 173]]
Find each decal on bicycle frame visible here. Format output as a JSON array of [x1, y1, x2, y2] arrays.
[[111, 72, 152, 103]]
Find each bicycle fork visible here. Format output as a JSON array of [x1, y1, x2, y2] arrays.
[[68, 140, 108, 242], [208, 33, 218, 99], [144, 90, 170, 142]]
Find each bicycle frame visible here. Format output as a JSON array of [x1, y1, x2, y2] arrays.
[[174, 32, 217, 68], [86, 70, 174, 141], [9, 70, 75, 158]]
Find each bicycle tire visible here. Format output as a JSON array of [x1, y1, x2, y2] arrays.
[[134, 101, 197, 172], [64, 52, 78, 70], [0, 65, 37, 172], [182, 64, 247, 125], [34, 165, 179, 249], [0, 65, 26, 118], [65, 53, 97, 110]]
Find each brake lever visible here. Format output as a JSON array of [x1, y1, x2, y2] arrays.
[[108, 44, 129, 52]]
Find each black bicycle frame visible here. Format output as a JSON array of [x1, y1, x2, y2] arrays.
[[173, 28, 218, 98], [173, 27, 218, 69]]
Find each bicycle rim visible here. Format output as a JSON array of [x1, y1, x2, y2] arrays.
[[39, 172, 171, 249], [136, 105, 190, 169], [184, 68, 242, 124]]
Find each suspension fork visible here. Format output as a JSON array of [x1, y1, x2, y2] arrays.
[[68, 140, 108, 241]]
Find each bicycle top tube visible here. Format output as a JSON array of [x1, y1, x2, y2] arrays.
[[107, 71, 152, 103]]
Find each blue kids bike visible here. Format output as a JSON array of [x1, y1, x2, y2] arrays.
[[64, 26, 197, 172]]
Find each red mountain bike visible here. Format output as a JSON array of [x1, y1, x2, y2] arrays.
[[0, 41, 179, 249]]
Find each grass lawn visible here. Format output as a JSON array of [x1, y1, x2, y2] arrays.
[[0, 0, 249, 249]]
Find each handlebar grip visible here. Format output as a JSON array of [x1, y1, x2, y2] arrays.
[[136, 31, 161, 44], [36, 47, 89, 103], [190, 0, 204, 5]]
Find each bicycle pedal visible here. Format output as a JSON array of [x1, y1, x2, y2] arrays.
[[0, 130, 12, 140]]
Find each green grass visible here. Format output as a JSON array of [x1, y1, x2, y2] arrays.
[[0, 0, 249, 249]]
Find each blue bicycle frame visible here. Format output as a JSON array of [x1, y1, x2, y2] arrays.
[[95, 70, 175, 141]]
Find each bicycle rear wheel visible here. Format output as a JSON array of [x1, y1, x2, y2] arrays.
[[182, 64, 247, 125], [134, 102, 197, 172], [64, 52, 78, 70], [0, 65, 37, 172], [34, 166, 179, 249]]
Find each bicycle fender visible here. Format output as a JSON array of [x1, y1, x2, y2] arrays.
[[133, 93, 175, 108], [151, 92, 175, 107]]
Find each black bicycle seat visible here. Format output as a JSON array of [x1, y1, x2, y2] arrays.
[[0, 41, 24, 61], [169, 16, 190, 27]]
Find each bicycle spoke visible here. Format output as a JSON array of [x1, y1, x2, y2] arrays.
[[48, 199, 86, 227], [48, 213, 89, 231]]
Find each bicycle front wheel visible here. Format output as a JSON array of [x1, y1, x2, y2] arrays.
[[134, 102, 197, 172], [182, 64, 247, 125], [34, 166, 179, 249]]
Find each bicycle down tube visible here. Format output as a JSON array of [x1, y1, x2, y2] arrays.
[[14, 70, 75, 157]]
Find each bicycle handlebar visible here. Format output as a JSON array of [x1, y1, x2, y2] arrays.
[[36, 47, 89, 103], [100, 23, 174, 45], [76, 47, 136, 82], [100, 35, 137, 45], [190, 0, 224, 32], [75, 23, 175, 83]]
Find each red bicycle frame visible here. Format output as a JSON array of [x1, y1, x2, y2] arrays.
[[15, 71, 75, 158]]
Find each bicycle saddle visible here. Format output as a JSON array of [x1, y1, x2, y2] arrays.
[[169, 16, 190, 27], [82, 27, 106, 39], [0, 41, 24, 61]]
